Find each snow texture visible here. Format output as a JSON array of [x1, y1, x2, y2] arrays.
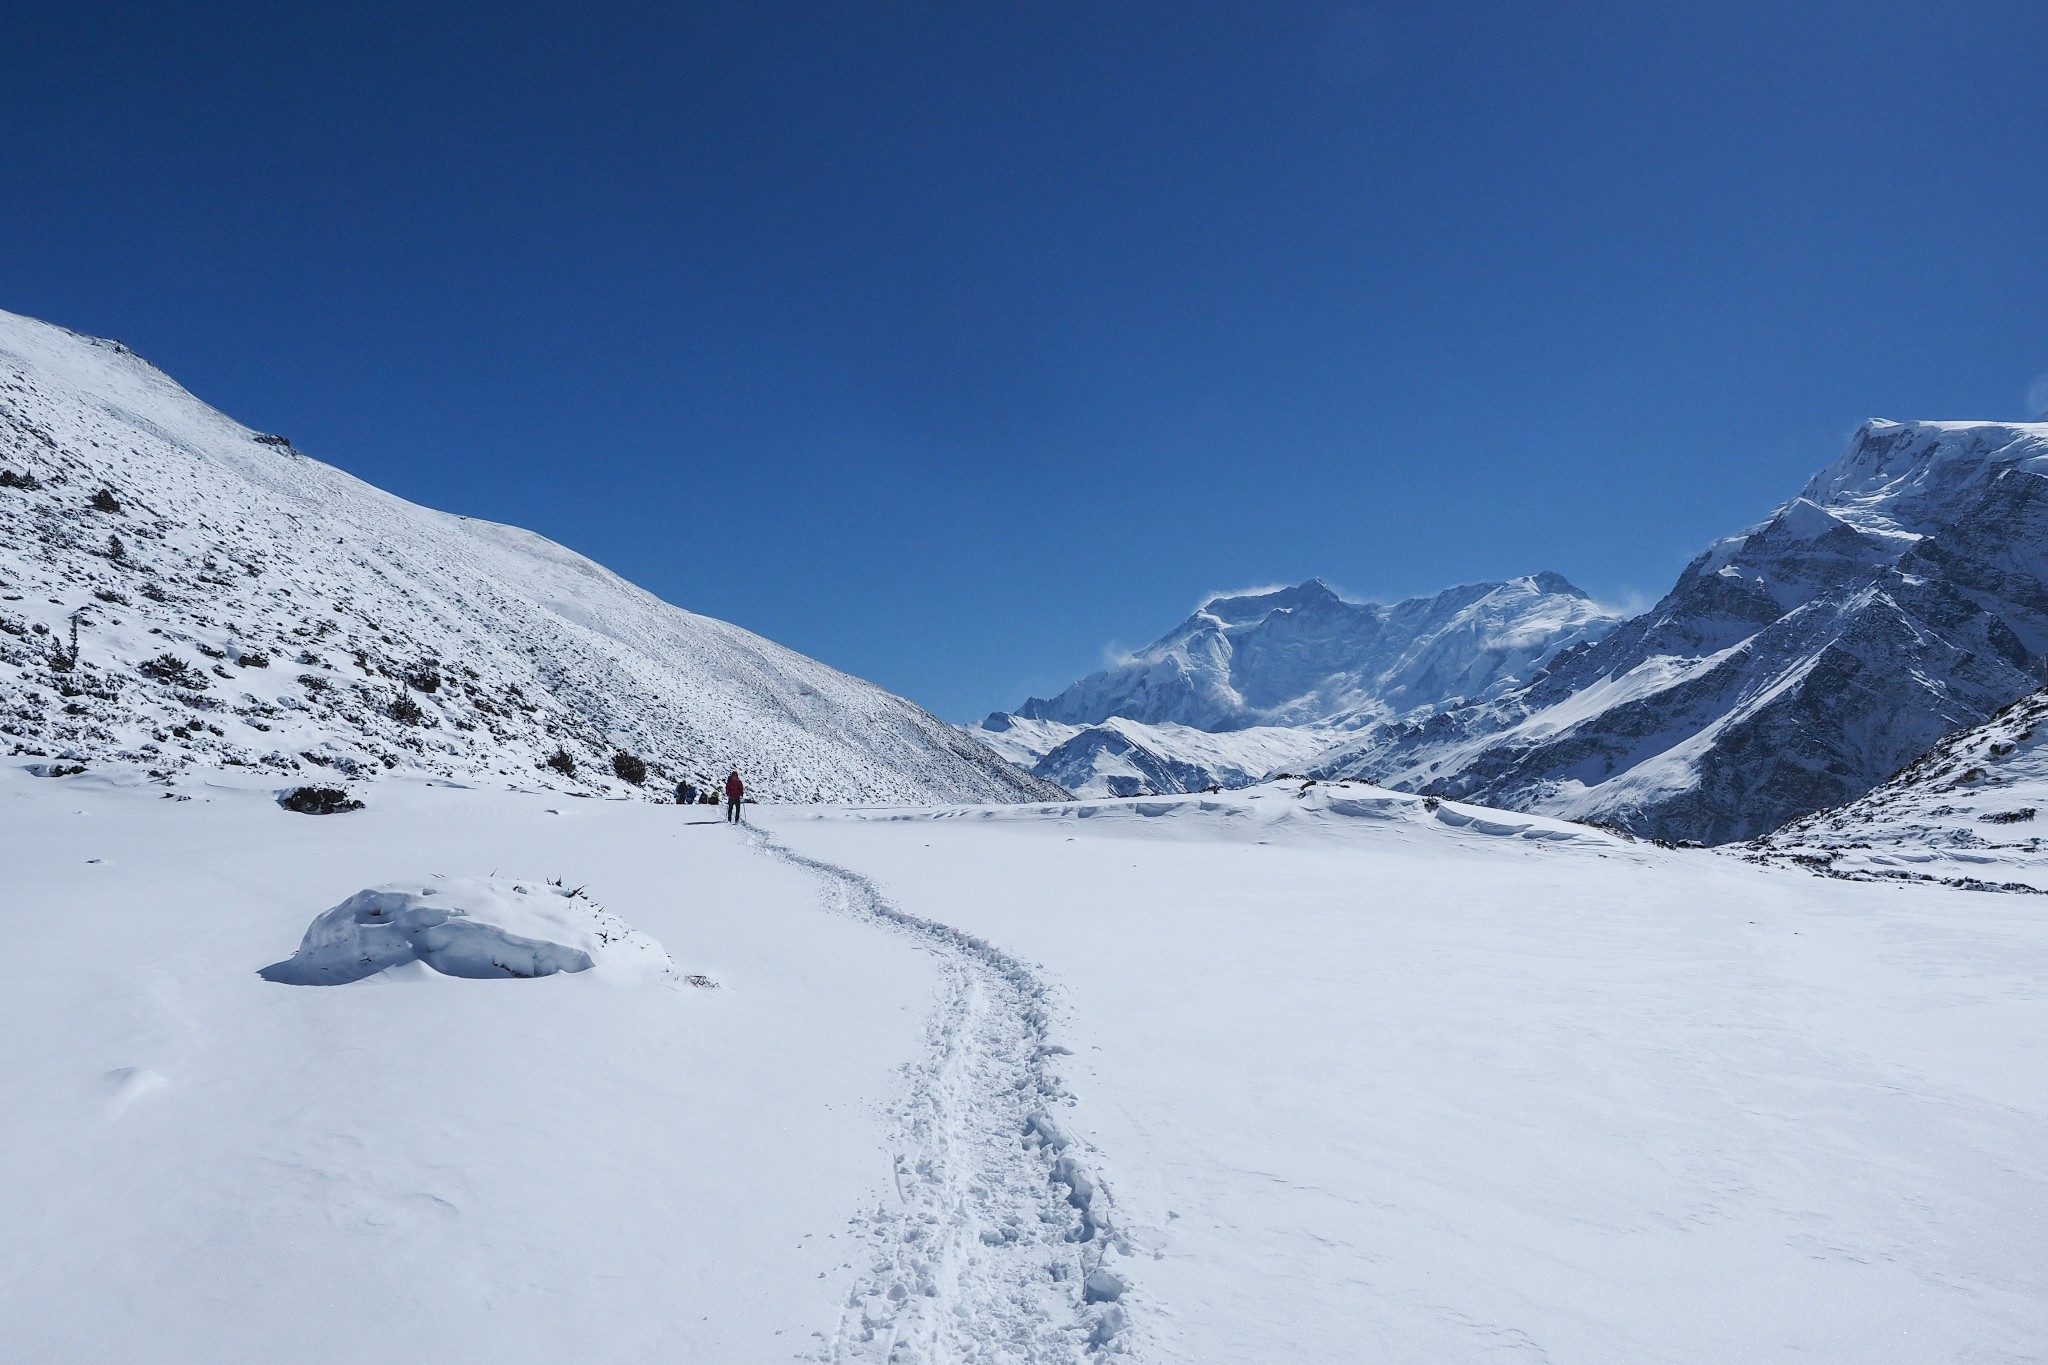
[[0, 308, 1064, 805], [776, 780, 2048, 1362], [756, 830, 1134, 1360]]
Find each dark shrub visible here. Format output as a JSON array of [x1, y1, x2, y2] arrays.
[[611, 751, 647, 785], [403, 662, 442, 693], [279, 786, 363, 815], [90, 487, 123, 513], [238, 650, 270, 668], [0, 469, 42, 489], [139, 653, 204, 687], [545, 747, 576, 777], [388, 691, 425, 725], [105, 534, 126, 561]]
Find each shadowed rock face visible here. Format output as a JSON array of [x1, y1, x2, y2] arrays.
[[1319, 420, 2048, 844]]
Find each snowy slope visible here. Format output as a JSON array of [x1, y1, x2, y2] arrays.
[[1320, 419, 2048, 843], [1749, 686, 2048, 890], [0, 309, 1064, 804], [972, 574, 1617, 796]]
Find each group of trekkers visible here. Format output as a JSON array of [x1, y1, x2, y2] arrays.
[[676, 768, 748, 824]]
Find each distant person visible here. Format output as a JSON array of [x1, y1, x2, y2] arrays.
[[724, 768, 745, 824], [677, 779, 696, 806]]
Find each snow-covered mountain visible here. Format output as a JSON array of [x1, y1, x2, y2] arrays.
[[1015, 575, 1619, 731], [1319, 419, 2048, 844], [1748, 686, 2048, 891], [0, 309, 1064, 804], [972, 575, 1618, 796], [975, 712, 1332, 799]]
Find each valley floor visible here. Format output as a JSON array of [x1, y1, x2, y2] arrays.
[[5, 770, 2046, 1362]]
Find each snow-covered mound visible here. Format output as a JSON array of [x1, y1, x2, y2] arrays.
[[0, 309, 1064, 804], [1321, 419, 2048, 844], [1748, 688, 2048, 891], [971, 574, 1617, 795], [972, 712, 1329, 797], [260, 875, 676, 984]]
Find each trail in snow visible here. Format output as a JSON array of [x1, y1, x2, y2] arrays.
[[751, 828, 1137, 1362]]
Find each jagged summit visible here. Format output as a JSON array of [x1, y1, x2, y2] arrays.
[[1794, 418, 2048, 536], [0, 308, 1063, 803], [1198, 578, 1346, 621]]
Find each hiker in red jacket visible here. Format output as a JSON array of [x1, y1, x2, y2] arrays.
[[724, 768, 745, 824]]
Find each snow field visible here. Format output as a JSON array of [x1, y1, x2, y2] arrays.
[[768, 783, 2048, 1363], [0, 767, 939, 1364], [9, 764, 2047, 1363]]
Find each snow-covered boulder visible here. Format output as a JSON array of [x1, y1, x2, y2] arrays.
[[260, 876, 675, 985]]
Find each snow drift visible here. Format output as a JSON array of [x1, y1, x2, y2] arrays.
[[260, 875, 675, 984]]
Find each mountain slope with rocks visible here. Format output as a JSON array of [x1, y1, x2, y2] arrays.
[[0, 309, 1064, 804], [1317, 420, 2048, 843], [1748, 687, 2048, 891]]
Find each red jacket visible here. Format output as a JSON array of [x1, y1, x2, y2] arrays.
[[724, 773, 744, 801]]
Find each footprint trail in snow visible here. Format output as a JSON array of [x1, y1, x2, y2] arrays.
[[752, 829, 1137, 1362]]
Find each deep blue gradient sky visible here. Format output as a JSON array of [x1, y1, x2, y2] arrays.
[[5, 3, 2046, 719]]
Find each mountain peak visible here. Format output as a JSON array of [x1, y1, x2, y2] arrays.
[[1200, 578, 1346, 620], [1525, 570, 1588, 599]]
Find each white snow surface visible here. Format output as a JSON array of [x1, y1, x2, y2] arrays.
[[8, 761, 2046, 1362], [0, 308, 1062, 804]]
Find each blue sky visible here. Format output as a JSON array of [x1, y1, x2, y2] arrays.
[[5, 2, 2045, 719]]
